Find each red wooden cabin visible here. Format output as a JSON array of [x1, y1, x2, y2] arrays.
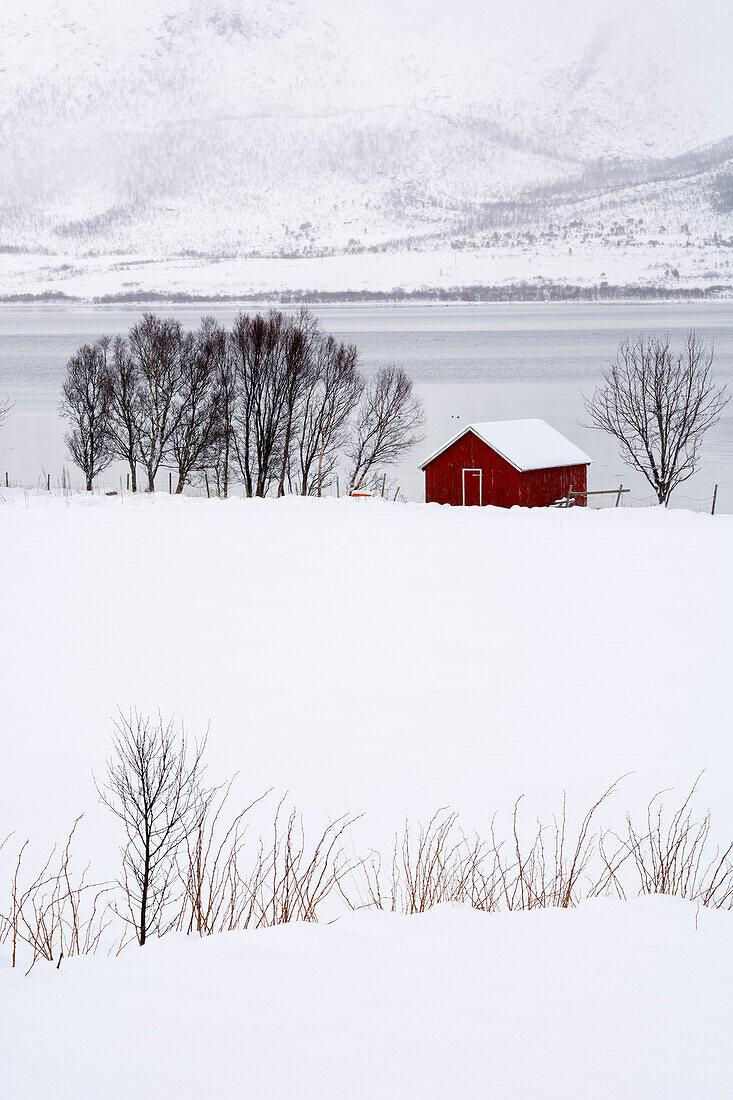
[[421, 419, 591, 508]]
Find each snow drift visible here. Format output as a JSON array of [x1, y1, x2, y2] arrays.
[[1, 899, 731, 1099]]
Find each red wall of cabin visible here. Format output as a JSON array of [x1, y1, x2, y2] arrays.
[[423, 430, 587, 508]]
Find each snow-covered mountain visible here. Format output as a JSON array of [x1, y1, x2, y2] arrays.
[[0, 0, 731, 290]]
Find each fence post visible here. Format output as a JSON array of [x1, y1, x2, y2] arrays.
[[168, 471, 172, 494], [47, 473, 50, 492], [711, 484, 718, 516], [4, 472, 7, 488], [204, 471, 210, 499], [567, 485, 572, 508], [336, 476, 340, 498], [615, 483, 623, 508]]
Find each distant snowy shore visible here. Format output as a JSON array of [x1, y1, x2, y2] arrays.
[[1, 240, 731, 304]]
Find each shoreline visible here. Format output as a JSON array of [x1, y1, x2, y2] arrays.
[[1, 283, 732, 308]]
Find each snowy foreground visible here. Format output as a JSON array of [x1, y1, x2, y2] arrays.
[[1, 490, 730, 835], [2, 899, 732, 1100], [1, 492, 732, 1097]]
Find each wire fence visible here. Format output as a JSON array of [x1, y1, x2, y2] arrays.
[[585, 487, 719, 514], [0, 468, 723, 515], [0, 467, 412, 504]]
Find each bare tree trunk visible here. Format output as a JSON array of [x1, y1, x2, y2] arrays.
[[140, 838, 150, 945]]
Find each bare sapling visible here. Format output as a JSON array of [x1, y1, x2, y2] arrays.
[[97, 711, 212, 945], [585, 331, 728, 504]]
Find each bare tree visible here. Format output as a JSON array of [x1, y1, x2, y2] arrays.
[[107, 336, 142, 492], [585, 332, 728, 504], [276, 309, 320, 497], [129, 314, 183, 492], [0, 397, 12, 431], [230, 311, 292, 497], [169, 318, 224, 494], [208, 340, 238, 498], [97, 711, 212, 946], [60, 338, 114, 491], [296, 335, 363, 495], [348, 365, 424, 493]]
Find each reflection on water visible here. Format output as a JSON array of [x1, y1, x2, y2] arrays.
[[1, 302, 731, 509]]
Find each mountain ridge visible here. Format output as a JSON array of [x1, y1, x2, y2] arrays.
[[1, 0, 731, 292]]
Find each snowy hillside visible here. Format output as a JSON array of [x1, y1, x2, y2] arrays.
[[1, 0, 732, 294]]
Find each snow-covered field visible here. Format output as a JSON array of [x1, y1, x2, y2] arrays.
[[2, 898, 731, 1099], [1, 491, 731, 1096], [1, 491, 731, 837]]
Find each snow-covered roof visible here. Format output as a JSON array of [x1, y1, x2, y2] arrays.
[[420, 419, 592, 472]]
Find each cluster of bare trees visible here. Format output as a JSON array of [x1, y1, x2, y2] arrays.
[[3, 714, 733, 971], [60, 310, 424, 496]]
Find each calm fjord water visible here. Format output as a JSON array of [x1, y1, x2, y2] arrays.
[[1, 301, 732, 510]]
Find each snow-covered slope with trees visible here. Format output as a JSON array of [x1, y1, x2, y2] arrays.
[[1, 0, 732, 294]]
